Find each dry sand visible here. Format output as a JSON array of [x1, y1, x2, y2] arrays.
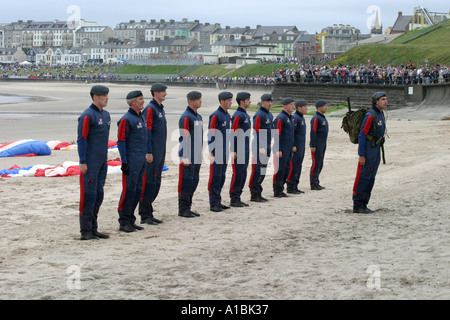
[[0, 81, 449, 300]]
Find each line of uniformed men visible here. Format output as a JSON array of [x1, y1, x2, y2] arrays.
[[76, 84, 329, 240]]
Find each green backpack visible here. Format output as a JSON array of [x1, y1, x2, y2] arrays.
[[341, 98, 378, 145], [341, 108, 377, 144]]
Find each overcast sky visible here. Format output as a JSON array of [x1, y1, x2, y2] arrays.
[[1, 0, 448, 34]]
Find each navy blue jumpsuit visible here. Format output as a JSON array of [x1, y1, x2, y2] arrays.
[[77, 104, 111, 236], [117, 109, 148, 227], [208, 106, 231, 208], [139, 99, 167, 220], [249, 106, 273, 199], [287, 110, 306, 192], [310, 111, 329, 188], [230, 107, 251, 204], [178, 106, 203, 214], [273, 110, 295, 195], [353, 106, 386, 211]]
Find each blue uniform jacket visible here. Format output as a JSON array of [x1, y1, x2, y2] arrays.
[[292, 110, 306, 150], [358, 106, 386, 157], [143, 99, 167, 156], [274, 110, 294, 154], [117, 108, 148, 165], [208, 106, 231, 163], [252, 106, 274, 157], [179, 106, 203, 164], [310, 111, 328, 149], [231, 107, 251, 162], [77, 104, 111, 165]]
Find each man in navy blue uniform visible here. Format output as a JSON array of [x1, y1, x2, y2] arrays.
[[77, 85, 111, 241], [310, 100, 329, 190], [139, 83, 167, 225], [249, 93, 274, 202], [287, 100, 308, 194], [178, 91, 203, 218], [353, 92, 388, 214], [273, 98, 295, 198], [117, 91, 148, 233], [208, 92, 232, 212], [230, 92, 252, 207]]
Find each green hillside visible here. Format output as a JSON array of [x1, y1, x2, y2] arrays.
[[332, 21, 450, 66]]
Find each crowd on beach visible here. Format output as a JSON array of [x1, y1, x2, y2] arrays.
[[167, 62, 450, 85], [0, 63, 113, 80], [1, 60, 449, 85]]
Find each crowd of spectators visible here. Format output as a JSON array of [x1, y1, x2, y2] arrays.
[[0, 63, 113, 80], [1, 61, 449, 85]]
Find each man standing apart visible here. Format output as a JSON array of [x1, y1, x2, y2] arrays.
[[230, 92, 252, 207], [287, 100, 308, 194], [208, 92, 232, 212], [77, 85, 111, 241], [353, 92, 387, 214], [273, 98, 295, 198], [310, 100, 329, 190], [117, 91, 148, 233], [139, 83, 167, 225], [249, 93, 274, 202], [178, 91, 203, 218]]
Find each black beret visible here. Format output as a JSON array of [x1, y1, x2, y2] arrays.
[[261, 94, 273, 101], [237, 92, 251, 100], [295, 100, 307, 107], [218, 91, 233, 100], [316, 100, 327, 107], [90, 85, 109, 96], [126, 90, 143, 100], [281, 97, 295, 105], [187, 91, 202, 100], [151, 83, 168, 92]]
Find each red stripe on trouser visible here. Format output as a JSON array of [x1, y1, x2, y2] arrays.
[[118, 173, 127, 211], [310, 151, 316, 175], [230, 160, 237, 192], [249, 155, 255, 188], [140, 171, 147, 201], [79, 173, 85, 214], [208, 164, 214, 194], [353, 162, 362, 196], [273, 154, 278, 183], [178, 162, 183, 196], [287, 159, 294, 182]]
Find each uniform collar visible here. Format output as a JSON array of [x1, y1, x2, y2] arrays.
[[186, 106, 198, 115], [281, 110, 292, 118], [237, 107, 247, 114], [128, 108, 141, 117], [152, 99, 164, 109], [218, 106, 228, 114], [316, 111, 326, 118], [295, 110, 304, 118], [90, 103, 103, 113], [259, 106, 270, 114]]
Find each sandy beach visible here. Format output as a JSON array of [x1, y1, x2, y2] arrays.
[[0, 81, 449, 300]]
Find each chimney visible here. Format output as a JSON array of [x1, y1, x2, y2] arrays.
[[398, 11, 403, 18]]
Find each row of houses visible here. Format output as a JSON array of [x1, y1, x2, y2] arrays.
[[1, 7, 447, 65], [0, 18, 371, 64]]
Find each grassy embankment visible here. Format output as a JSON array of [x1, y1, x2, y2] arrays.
[[331, 21, 450, 66]]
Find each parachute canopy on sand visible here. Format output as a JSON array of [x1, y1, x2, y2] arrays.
[[0, 140, 51, 158]]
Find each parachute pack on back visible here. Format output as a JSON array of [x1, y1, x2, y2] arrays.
[[341, 98, 377, 144]]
